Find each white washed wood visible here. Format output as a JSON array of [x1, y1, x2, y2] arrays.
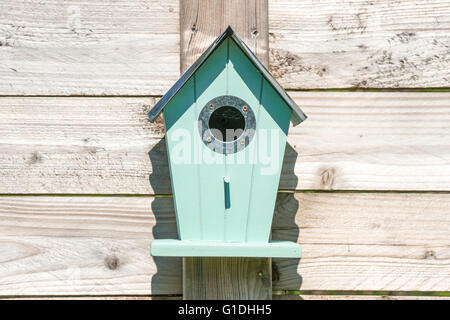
[[0, 0, 179, 95], [0, 97, 168, 194], [273, 192, 450, 247], [0, 93, 449, 193], [269, 0, 450, 89], [0, 196, 180, 295], [275, 295, 450, 300], [180, 0, 269, 71], [5, 295, 450, 300], [0, 193, 448, 295], [3, 296, 180, 300], [275, 244, 450, 291], [273, 192, 450, 291], [286, 92, 450, 191]]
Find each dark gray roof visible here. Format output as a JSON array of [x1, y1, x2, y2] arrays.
[[148, 26, 307, 126]]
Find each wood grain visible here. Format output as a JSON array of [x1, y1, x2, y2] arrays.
[[0, 92, 449, 193], [181, 0, 268, 72], [0, 0, 179, 95], [273, 194, 450, 291], [4, 294, 449, 300], [0, 196, 180, 295], [183, 258, 271, 299], [284, 91, 450, 191], [3, 0, 449, 93], [2, 295, 180, 300], [2, 0, 448, 300], [275, 295, 450, 300], [0, 97, 168, 194], [0, 193, 447, 295], [269, 0, 450, 89]]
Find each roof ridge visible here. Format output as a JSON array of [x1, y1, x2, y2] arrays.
[[148, 26, 307, 126]]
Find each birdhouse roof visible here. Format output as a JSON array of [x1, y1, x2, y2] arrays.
[[148, 26, 307, 126]]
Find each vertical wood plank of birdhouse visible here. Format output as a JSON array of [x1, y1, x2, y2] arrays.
[[224, 40, 263, 242], [181, 0, 271, 300], [193, 39, 229, 241]]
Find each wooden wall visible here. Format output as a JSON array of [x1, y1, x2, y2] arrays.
[[0, 0, 449, 299]]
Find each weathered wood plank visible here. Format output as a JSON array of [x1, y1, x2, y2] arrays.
[[183, 257, 272, 299], [0, 92, 449, 193], [283, 92, 450, 191], [0, 196, 180, 295], [0, 97, 168, 194], [274, 192, 450, 291], [273, 192, 450, 247], [0, 193, 448, 295], [4, 294, 449, 300], [1, 296, 180, 300], [181, 0, 268, 71], [0, 0, 179, 95], [269, 0, 450, 89], [275, 295, 450, 300]]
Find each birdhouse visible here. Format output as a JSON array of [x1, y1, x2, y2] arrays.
[[148, 27, 306, 258]]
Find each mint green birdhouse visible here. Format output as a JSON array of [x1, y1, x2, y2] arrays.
[[148, 27, 306, 258]]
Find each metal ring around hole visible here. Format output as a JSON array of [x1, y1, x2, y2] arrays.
[[198, 95, 256, 155]]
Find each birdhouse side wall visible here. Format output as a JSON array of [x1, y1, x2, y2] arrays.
[[163, 77, 202, 240], [244, 77, 291, 242]]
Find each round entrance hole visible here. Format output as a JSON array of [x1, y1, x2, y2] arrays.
[[208, 106, 245, 142]]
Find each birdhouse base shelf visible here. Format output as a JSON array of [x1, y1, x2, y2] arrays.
[[151, 239, 301, 258]]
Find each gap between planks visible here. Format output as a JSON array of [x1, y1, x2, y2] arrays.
[[1, 190, 450, 197], [0, 88, 450, 98], [2, 294, 449, 300]]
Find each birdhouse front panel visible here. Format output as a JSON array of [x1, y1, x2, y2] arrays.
[[164, 37, 290, 240], [150, 27, 306, 257]]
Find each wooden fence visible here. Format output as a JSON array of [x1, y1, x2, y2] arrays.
[[0, 0, 449, 299]]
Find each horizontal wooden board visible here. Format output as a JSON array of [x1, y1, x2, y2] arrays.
[[1, 92, 449, 193], [0, 97, 167, 194], [0, 0, 179, 95], [0, 192, 448, 295], [285, 92, 450, 191], [5, 295, 449, 300], [2, 296, 180, 300], [275, 192, 450, 291], [0, 196, 180, 295], [269, 0, 450, 89], [275, 295, 450, 300]]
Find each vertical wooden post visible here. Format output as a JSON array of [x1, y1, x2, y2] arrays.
[[180, 0, 271, 300], [180, 0, 269, 71]]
